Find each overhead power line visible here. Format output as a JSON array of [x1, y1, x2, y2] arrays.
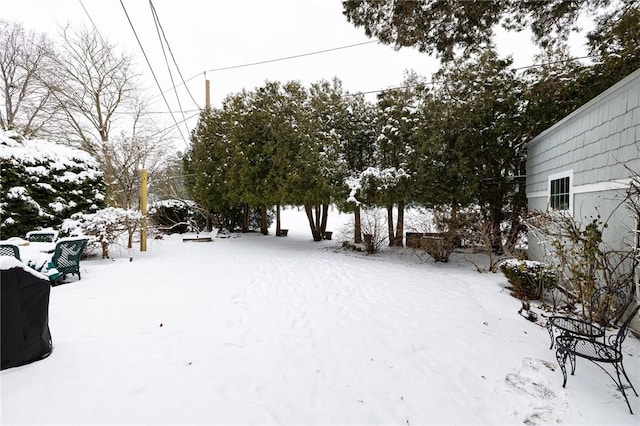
[[150, 112, 201, 139], [120, 0, 189, 147], [148, 0, 199, 109], [204, 40, 379, 73], [512, 55, 596, 71], [350, 54, 598, 98], [78, 0, 104, 43], [153, 40, 379, 100], [149, 0, 191, 138]]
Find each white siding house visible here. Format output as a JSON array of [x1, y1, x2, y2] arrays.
[[526, 68, 640, 318]]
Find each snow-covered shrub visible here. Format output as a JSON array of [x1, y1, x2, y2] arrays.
[[62, 207, 142, 258], [0, 130, 106, 237], [148, 199, 206, 234], [500, 259, 557, 300]]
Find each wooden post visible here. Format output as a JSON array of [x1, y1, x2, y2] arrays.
[[205, 78, 211, 110], [140, 169, 148, 252]]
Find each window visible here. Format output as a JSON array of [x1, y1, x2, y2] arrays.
[[549, 174, 571, 211]]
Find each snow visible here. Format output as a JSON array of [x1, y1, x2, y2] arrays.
[[0, 130, 101, 180], [1, 208, 639, 425], [0, 256, 48, 280]]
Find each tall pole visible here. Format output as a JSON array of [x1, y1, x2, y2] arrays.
[[140, 168, 148, 252], [205, 76, 210, 110]]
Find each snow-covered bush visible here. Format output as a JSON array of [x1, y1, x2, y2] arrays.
[[148, 199, 206, 234], [62, 207, 142, 258], [500, 259, 557, 300], [0, 130, 106, 237]]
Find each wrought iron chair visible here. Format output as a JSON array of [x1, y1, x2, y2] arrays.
[[547, 286, 628, 349], [555, 304, 640, 414], [0, 244, 21, 260], [50, 238, 88, 281]]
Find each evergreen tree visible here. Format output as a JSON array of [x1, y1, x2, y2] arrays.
[[342, 0, 631, 61], [371, 81, 420, 247], [416, 50, 523, 252], [338, 94, 377, 243], [0, 130, 106, 237], [297, 79, 349, 241], [521, 45, 586, 143], [581, 6, 640, 102], [268, 80, 308, 235]]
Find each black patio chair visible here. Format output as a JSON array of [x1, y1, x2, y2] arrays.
[[0, 244, 21, 261], [547, 286, 629, 349], [555, 304, 640, 414]]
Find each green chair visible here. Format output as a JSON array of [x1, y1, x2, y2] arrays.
[[0, 244, 21, 261], [50, 238, 88, 281], [26, 230, 58, 243]]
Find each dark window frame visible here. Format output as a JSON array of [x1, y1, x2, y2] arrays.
[[550, 175, 571, 211]]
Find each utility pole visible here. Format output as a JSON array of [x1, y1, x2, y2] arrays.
[[140, 168, 148, 252], [205, 73, 210, 110]]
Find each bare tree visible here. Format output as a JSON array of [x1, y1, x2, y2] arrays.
[[49, 25, 137, 148], [112, 93, 179, 209], [0, 20, 59, 136], [107, 132, 174, 209], [46, 25, 143, 205], [149, 151, 188, 202]]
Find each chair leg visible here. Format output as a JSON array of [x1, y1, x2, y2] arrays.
[[569, 350, 576, 375], [556, 347, 568, 387], [619, 362, 638, 397], [613, 363, 634, 414]]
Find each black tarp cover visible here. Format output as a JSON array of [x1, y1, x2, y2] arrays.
[[1, 257, 53, 370]]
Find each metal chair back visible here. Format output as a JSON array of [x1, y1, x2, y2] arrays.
[[606, 304, 640, 350]]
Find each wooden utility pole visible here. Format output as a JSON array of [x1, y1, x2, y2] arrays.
[[205, 75, 211, 109], [140, 168, 148, 252]]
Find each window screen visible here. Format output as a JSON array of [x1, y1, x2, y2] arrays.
[[550, 176, 570, 210]]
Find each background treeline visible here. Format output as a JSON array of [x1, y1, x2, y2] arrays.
[[185, 5, 639, 248]]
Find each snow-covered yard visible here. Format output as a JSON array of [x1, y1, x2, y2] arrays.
[[2, 209, 639, 425]]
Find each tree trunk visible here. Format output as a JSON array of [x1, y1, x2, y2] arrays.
[[260, 204, 268, 235], [242, 202, 249, 233], [394, 200, 405, 247], [505, 169, 527, 252], [320, 203, 328, 234], [354, 205, 362, 243], [304, 204, 323, 241], [275, 204, 281, 236], [101, 241, 109, 259], [487, 181, 504, 254], [387, 204, 394, 247], [206, 211, 212, 232], [490, 204, 504, 254], [447, 198, 459, 244], [450, 198, 458, 229]]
